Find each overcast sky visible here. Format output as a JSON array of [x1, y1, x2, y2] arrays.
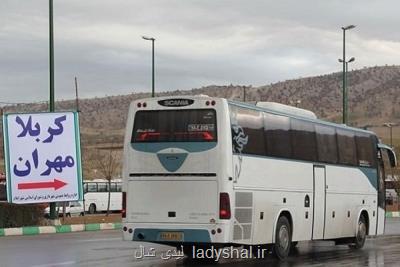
[[1, 0, 400, 103]]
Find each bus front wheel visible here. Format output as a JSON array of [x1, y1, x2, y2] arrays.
[[88, 204, 96, 214], [349, 214, 367, 249], [273, 216, 292, 260]]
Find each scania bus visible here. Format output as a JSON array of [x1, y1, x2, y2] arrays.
[[122, 96, 396, 260]]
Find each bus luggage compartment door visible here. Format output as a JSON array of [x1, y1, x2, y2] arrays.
[[312, 165, 326, 240], [127, 180, 218, 224]]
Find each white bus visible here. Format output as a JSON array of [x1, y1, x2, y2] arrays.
[[84, 179, 122, 214], [122, 96, 396, 260]]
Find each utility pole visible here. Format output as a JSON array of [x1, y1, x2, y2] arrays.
[[243, 86, 246, 102]]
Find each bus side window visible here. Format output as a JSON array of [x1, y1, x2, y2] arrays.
[[110, 183, 117, 192], [337, 129, 357, 166], [116, 184, 122, 192], [87, 183, 97, 192], [231, 106, 266, 156], [98, 183, 107, 192], [290, 119, 317, 161], [264, 113, 291, 158], [354, 133, 376, 168], [315, 124, 338, 164]]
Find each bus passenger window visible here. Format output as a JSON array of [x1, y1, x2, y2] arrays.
[[264, 113, 291, 159], [355, 133, 376, 168], [87, 183, 97, 192], [337, 129, 357, 166], [98, 183, 107, 192], [290, 119, 317, 161], [316, 124, 338, 164], [231, 107, 266, 156]]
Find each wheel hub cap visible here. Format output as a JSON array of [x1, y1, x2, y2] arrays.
[[279, 225, 289, 249]]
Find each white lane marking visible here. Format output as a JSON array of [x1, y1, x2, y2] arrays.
[[77, 237, 122, 242], [30, 261, 76, 267]]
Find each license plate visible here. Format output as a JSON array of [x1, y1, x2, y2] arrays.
[[159, 232, 183, 241]]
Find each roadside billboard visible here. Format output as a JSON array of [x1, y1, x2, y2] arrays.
[[2, 112, 83, 204]]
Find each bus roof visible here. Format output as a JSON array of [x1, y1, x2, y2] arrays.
[[130, 96, 376, 136], [228, 99, 376, 136]]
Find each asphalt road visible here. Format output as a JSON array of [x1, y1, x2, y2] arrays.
[[0, 218, 399, 267]]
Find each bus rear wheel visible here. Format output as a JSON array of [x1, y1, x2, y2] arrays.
[[88, 204, 96, 214], [273, 216, 292, 260], [349, 214, 367, 249]]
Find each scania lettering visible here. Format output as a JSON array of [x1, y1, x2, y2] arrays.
[[158, 99, 194, 107]]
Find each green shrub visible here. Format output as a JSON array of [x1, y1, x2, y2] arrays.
[[0, 202, 45, 228]]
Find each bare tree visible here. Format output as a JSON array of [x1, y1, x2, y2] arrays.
[[93, 145, 120, 216]]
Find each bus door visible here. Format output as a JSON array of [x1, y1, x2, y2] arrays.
[[312, 165, 326, 240], [377, 144, 397, 235]]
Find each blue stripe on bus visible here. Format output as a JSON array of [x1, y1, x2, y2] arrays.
[[133, 228, 211, 243], [157, 153, 188, 172], [359, 167, 378, 190]]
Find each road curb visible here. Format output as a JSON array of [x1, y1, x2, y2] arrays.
[[0, 223, 121, 237], [386, 211, 400, 218]]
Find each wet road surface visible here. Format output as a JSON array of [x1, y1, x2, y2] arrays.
[[0, 218, 399, 267]]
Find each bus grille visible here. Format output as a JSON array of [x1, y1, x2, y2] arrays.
[[233, 192, 253, 240]]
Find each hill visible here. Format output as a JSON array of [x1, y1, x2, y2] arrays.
[[1, 65, 400, 178]]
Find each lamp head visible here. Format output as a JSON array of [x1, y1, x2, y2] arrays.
[[142, 36, 155, 41], [342, 25, 356, 30], [348, 57, 355, 63]]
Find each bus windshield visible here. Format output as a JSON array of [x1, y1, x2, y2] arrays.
[[132, 109, 217, 143]]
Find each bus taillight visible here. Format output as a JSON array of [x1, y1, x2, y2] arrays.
[[122, 192, 126, 218], [219, 193, 231, 220], [137, 132, 161, 141], [202, 131, 214, 141]]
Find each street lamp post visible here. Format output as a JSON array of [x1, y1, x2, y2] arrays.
[[49, 0, 57, 220], [338, 56, 355, 124], [341, 25, 356, 125], [142, 36, 155, 97]]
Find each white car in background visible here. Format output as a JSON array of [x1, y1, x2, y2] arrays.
[[44, 201, 84, 217]]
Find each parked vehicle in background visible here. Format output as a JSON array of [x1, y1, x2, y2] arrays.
[[44, 201, 84, 217], [122, 96, 397, 261], [83, 179, 122, 214]]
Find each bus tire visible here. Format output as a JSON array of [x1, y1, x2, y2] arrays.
[[88, 204, 96, 214], [273, 216, 292, 260], [349, 214, 367, 249]]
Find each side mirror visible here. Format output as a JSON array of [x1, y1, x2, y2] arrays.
[[388, 149, 397, 168], [378, 144, 397, 168]]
